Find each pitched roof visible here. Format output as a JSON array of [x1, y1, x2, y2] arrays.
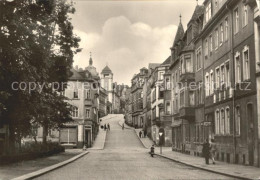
[[101, 65, 112, 74], [69, 68, 93, 81], [160, 56, 171, 66], [189, 5, 205, 25], [69, 68, 85, 80], [173, 21, 184, 46], [148, 63, 160, 70]]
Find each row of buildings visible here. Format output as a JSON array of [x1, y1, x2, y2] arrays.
[[125, 0, 260, 167], [22, 55, 129, 149]]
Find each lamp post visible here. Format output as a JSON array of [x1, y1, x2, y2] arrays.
[[159, 132, 163, 154]]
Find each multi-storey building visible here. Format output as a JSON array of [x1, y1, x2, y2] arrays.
[[60, 57, 100, 148], [150, 58, 171, 145], [169, 0, 260, 167], [131, 68, 148, 128]]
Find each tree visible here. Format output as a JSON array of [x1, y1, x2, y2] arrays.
[[0, 0, 80, 153]]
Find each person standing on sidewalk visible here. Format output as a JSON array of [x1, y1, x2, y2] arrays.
[[107, 123, 110, 131], [150, 145, 155, 157], [210, 139, 217, 164], [122, 123, 124, 130], [202, 139, 211, 165]]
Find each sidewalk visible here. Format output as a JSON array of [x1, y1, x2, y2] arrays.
[[0, 149, 86, 180], [130, 126, 260, 180], [89, 127, 107, 150], [155, 149, 260, 180]]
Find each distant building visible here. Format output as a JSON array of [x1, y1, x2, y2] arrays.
[[131, 68, 148, 128], [100, 65, 121, 114], [60, 56, 100, 148]]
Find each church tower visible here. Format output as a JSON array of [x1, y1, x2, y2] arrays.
[[101, 65, 113, 103]]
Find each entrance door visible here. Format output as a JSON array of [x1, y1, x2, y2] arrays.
[[247, 104, 254, 165]]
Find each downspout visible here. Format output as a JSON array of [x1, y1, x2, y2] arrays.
[[226, 3, 236, 163]]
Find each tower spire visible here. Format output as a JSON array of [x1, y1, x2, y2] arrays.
[[89, 52, 93, 65]]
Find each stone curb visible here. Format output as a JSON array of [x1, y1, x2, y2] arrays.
[[11, 151, 89, 180], [154, 153, 252, 180], [134, 129, 151, 149]]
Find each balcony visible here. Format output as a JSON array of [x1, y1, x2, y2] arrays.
[[179, 106, 195, 121]]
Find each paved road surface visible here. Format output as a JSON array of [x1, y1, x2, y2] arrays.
[[34, 115, 235, 180]]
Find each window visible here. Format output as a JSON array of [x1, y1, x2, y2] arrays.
[[234, 8, 239, 34], [235, 106, 241, 135], [185, 55, 192, 73], [152, 108, 156, 120], [196, 47, 202, 70], [205, 73, 209, 96], [215, 28, 219, 49], [85, 108, 90, 118], [166, 78, 170, 90], [220, 64, 225, 87], [180, 90, 185, 107], [220, 109, 225, 134], [205, 2, 212, 23], [189, 91, 195, 106], [166, 101, 171, 115], [181, 57, 185, 74], [225, 107, 230, 134], [209, 35, 213, 54], [235, 52, 241, 83], [175, 94, 179, 111], [159, 72, 164, 80], [220, 23, 224, 45], [104, 81, 109, 91], [210, 70, 214, 95], [243, 46, 250, 80], [73, 89, 79, 99], [225, 18, 229, 41], [85, 89, 91, 99], [225, 61, 230, 87], [243, 5, 248, 27], [72, 106, 79, 118], [215, 67, 220, 89], [197, 83, 203, 105], [172, 75, 175, 89], [215, 109, 220, 134], [205, 39, 208, 57]]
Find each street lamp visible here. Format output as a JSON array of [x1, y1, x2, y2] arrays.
[[159, 132, 163, 154]]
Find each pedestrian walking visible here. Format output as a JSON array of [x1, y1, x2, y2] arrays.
[[104, 124, 107, 131], [139, 130, 142, 138], [122, 123, 124, 130], [150, 145, 155, 157], [107, 123, 110, 131], [210, 139, 217, 164], [202, 139, 211, 165]]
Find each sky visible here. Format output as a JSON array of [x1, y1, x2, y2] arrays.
[[71, 0, 204, 85]]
